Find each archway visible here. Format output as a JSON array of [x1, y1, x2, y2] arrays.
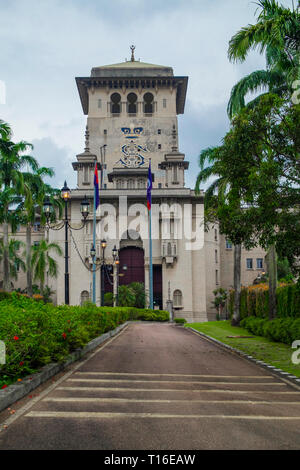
[[119, 247, 145, 286]]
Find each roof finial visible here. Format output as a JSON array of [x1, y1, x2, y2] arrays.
[[130, 45, 136, 62], [85, 125, 90, 152]]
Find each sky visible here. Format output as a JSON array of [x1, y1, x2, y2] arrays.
[[0, 0, 294, 190]]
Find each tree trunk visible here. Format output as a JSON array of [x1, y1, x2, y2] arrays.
[[232, 243, 242, 326], [265, 244, 277, 320], [26, 223, 33, 297], [3, 220, 10, 292]]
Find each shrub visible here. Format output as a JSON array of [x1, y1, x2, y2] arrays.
[[0, 293, 170, 387], [241, 316, 300, 345], [174, 318, 187, 324]]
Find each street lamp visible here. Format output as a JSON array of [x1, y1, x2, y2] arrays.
[[42, 182, 90, 305], [100, 239, 107, 306], [112, 246, 119, 307]]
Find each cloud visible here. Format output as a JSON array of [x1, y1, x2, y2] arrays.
[[0, 0, 294, 194], [31, 137, 77, 189]]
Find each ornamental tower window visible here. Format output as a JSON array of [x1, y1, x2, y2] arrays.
[[111, 93, 121, 114], [127, 93, 137, 114], [144, 92, 154, 114]]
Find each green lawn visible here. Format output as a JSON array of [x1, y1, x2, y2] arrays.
[[186, 320, 300, 378]]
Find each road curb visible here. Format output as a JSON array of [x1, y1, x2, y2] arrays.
[[187, 327, 300, 390], [0, 321, 129, 413]]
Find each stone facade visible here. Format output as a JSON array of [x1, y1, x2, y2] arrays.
[[0, 55, 266, 321]]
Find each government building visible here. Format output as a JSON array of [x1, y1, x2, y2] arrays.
[[0, 50, 266, 321]]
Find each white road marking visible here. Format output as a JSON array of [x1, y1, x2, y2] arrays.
[[67, 378, 286, 386], [43, 397, 300, 405], [25, 411, 300, 420], [74, 372, 273, 379], [57, 386, 299, 394]]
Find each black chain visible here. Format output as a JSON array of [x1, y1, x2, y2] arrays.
[[69, 227, 101, 273]]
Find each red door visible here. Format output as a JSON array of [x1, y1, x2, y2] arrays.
[[119, 247, 145, 285]]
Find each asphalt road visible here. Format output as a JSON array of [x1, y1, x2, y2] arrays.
[[0, 323, 300, 450]]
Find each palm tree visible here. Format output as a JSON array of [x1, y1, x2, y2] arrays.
[[0, 238, 25, 287], [31, 240, 62, 294], [18, 167, 58, 297], [227, 1, 299, 317], [195, 147, 243, 325], [0, 120, 38, 292], [227, 0, 300, 118]]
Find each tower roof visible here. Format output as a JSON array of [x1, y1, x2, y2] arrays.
[[76, 49, 188, 115], [91, 60, 174, 78]]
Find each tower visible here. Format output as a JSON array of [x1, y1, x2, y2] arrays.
[[75, 46, 189, 190]]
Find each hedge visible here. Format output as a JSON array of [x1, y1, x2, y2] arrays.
[[0, 293, 169, 387], [228, 283, 300, 320], [240, 316, 300, 345]]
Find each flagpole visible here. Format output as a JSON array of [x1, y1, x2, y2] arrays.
[[148, 159, 153, 309], [149, 205, 153, 309], [92, 180, 96, 304]]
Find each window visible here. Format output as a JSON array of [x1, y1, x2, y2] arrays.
[[158, 144, 161, 150], [34, 241, 40, 247], [128, 179, 135, 189], [15, 259, 20, 273], [173, 289, 182, 307], [158, 129, 161, 135], [138, 179, 145, 189], [167, 242, 172, 256], [127, 93, 137, 114], [214, 229, 218, 241], [104, 129, 107, 135], [215, 250, 218, 263], [173, 166, 178, 183], [163, 99, 167, 108], [246, 258, 253, 269], [226, 239, 232, 250], [158, 183, 162, 189], [216, 270, 219, 285], [111, 93, 121, 114], [83, 165, 89, 183], [257, 258, 263, 269], [98, 99, 102, 109], [33, 222, 40, 232], [80, 291, 90, 306], [116, 180, 124, 189], [144, 92, 154, 114]]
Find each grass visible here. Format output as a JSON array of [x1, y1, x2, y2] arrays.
[[186, 320, 300, 378]]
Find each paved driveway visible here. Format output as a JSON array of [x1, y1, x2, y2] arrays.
[[0, 323, 300, 450]]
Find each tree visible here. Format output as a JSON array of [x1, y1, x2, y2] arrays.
[[17, 167, 58, 297], [31, 240, 62, 294], [195, 147, 245, 326], [0, 120, 38, 292], [0, 238, 25, 286], [227, 0, 300, 118], [216, 95, 299, 319]]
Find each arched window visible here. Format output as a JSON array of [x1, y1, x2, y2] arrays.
[[144, 92, 154, 114], [173, 290, 182, 307], [111, 93, 121, 114], [167, 242, 172, 256], [80, 290, 90, 306], [127, 93, 137, 114], [138, 179, 145, 189]]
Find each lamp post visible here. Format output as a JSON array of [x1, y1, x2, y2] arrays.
[[100, 239, 107, 306], [112, 245, 119, 307], [43, 182, 90, 305]]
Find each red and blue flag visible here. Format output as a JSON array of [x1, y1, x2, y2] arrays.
[[94, 162, 100, 209], [147, 161, 152, 211]]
